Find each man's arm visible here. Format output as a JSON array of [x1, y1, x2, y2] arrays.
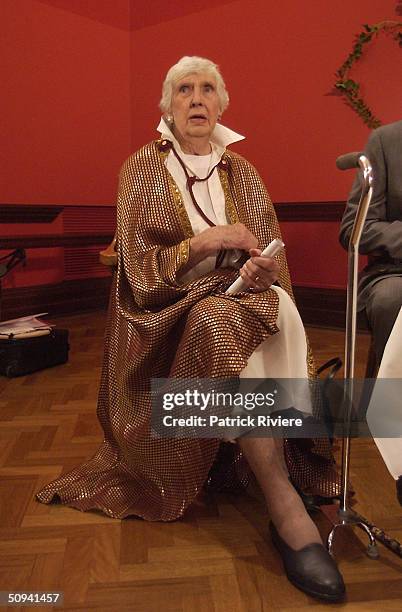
[[339, 127, 402, 259]]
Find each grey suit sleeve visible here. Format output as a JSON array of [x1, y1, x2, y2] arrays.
[[339, 128, 402, 259]]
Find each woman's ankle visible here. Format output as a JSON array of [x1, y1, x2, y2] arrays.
[[270, 506, 322, 550]]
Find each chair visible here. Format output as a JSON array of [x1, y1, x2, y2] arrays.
[[99, 234, 117, 268]]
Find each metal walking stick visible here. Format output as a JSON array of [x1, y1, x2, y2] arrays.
[[321, 152, 402, 559]]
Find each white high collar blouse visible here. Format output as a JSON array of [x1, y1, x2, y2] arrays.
[[156, 118, 245, 280]]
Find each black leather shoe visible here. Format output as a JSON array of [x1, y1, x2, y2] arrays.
[[270, 522, 346, 602], [396, 476, 402, 506]]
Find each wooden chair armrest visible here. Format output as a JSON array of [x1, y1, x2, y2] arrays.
[[99, 235, 117, 267]]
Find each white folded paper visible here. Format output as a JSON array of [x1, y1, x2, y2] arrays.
[[0, 314, 52, 339]]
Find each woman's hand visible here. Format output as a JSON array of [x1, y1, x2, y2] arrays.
[[186, 223, 258, 269], [192, 223, 258, 255], [216, 223, 259, 252], [239, 247, 280, 292]]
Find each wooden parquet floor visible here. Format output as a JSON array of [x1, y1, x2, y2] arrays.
[[1, 311, 402, 611]]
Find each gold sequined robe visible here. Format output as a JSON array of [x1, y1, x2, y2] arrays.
[[37, 140, 338, 520]]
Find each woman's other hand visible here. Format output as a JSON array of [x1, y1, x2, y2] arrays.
[[239, 247, 280, 292]]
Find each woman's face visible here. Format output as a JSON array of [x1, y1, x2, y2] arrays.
[[169, 72, 221, 149]]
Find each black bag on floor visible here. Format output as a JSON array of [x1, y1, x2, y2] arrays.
[[0, 329, 69, 377]]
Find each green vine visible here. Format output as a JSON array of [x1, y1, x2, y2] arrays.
[[334, 21, 402, 128]]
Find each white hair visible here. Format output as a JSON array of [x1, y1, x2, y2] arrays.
[[159, 56, 229, 115]]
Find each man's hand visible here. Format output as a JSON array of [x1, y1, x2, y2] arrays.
[[239, 247, 280, 292]]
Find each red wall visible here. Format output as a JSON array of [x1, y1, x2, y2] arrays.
[[130, 0, 399, 202], [1, 0, 131, 291], [129, 0, 399, 289], [1, 0, 400, 295], [1, 0, 131, 205]]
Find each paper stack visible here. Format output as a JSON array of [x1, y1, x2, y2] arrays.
[[0, 314, 53, 340]]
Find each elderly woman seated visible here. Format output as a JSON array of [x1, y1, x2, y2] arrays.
[[37, 56, 345, 602]]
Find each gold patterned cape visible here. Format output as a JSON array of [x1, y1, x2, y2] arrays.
[[37, 140, 339, 520]]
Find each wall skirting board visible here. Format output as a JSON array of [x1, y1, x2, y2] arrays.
[[0, 276, 113, 321], [0, 278, 369, 331], [1, 201, 360, 329]]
